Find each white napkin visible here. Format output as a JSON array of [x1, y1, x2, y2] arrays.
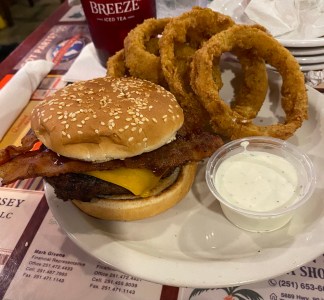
[[244, 0, 324, 38], [62, 43, 107, 83], [244, 0, 299, 37], [0, 60, 54, 140]]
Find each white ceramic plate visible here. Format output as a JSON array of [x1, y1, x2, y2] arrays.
[[288, 46, 324, 56], [45, 67, 324, 288], [295, 54, 324, 64], [279, 38, 324, 48], [300, 62, 324, 71], [268, 61, 324, 72]]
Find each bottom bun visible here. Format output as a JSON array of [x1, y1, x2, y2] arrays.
[[72, 163, 198, 221]]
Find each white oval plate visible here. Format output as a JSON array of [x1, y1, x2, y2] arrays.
[[279, 38, 324, 48], [288, 46, 324, 56], [45, 67, 324, 288], [300, 62, 324, 71], [295, 54, 324, 64]]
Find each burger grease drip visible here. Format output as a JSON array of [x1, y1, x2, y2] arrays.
[[30, 77, 184, 162]]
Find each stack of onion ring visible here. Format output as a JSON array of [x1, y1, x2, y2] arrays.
[[107, 7, 308, 141], [190, 24, 308, 140]]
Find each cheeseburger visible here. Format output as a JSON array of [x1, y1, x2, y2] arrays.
[[0, 77, 223, 221]]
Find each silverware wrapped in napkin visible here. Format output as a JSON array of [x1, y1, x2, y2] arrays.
[[0, 60, 54, 140]]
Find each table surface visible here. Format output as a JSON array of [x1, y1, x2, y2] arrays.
[[0, 2, 324, 300]]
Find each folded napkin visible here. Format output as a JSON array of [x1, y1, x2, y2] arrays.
[[244, 0, 324, 39], [0, 60, 54, 140], [62, 43, 107, 83]]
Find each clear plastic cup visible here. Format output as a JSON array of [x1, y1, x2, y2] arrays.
[[156, 0, 208, 17], [206, 136, 316, 232]]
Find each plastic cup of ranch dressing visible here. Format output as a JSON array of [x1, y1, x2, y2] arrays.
[[206, 136, 316, 232]]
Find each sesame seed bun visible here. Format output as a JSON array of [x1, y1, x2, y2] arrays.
[[31, 77, 184, 162], [71, 162, 197, 221]]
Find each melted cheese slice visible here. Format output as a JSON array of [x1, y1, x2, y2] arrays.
[[85, 168, 161, 196]]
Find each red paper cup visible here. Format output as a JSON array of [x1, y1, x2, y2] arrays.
[[80, 0, 156, 66]]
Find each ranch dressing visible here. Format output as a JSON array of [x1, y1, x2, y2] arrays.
[[214, 142, 300, 212]]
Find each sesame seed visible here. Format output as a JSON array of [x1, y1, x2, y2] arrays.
[[77, 131, 83, 135], [128, 137, 134, 142], [152, 118, 157, 123]]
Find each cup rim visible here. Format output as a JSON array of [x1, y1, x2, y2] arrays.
[[205, 136, 316, 218]]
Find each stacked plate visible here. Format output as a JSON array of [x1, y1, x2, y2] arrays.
[[278, 38, 324, 72], [207, 0, 324, 72]]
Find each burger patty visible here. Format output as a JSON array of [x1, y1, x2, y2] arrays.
[[45, 173, 131, 202], [45, 168, 177, 202]]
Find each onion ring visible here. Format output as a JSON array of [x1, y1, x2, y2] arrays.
[[123, 18, 170, 87], [107, 37, 166, 78], [159, 7, 268, 125], [159, 7, 234, 96], [107, 49, 129, 77], [190, 24, 308, 140], [230, 47, 269, 119], [158, 7, 234, 127]]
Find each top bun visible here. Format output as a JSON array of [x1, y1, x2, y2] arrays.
[[31, 77, 184, 162]]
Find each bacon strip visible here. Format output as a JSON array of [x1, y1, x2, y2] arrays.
[[0, 131, 223, 185], [0, 131, 38, 164]]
